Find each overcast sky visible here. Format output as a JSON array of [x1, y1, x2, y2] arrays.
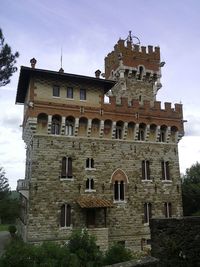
[[1, 0, 200, 189]]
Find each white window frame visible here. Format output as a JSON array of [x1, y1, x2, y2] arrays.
[[144, 202, 152, 225], [85, 158, 95, 170]]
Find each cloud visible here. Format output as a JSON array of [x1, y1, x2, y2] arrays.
[[184, 115, 200, 137]]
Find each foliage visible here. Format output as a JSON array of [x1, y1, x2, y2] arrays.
[[0, 28, 19, 87], [8, 225, 16, 234], [103, 243, 133, 265], [182, 162, 200, 216], [0, 167, 10, 199], [0, 224, 8, 231], [67, 229, 103, 267], [0, 230, 136, 266], [0, 167, 19, 224], [0, 239, 79, 267]]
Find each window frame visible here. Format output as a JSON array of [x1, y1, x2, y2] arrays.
[[142, 160, 151, 181], [61, 157, 73, 179], [144, 202, 152, 224], [161, 161, 171, 181], [85, 178, 95, 192], [60, 204, 71, 228], [53, 85, 60, 97], [86, 158, 95, 169], [80, 88, 86, 100], [164, 202, 172, 218], [66, 87, 73, 99], [114, 180, 125, 202]]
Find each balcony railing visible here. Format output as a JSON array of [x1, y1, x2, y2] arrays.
[[17, 179, 29, 191]]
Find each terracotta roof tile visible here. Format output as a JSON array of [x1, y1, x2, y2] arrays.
[[76, 195, 113, 208]]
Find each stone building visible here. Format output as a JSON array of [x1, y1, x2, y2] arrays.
[[16, 34, 184, 251]]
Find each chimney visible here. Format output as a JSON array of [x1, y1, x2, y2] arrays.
[[30, 58, 37, 69], [59, 67, 64, 73], [95, 69, 101, 78]]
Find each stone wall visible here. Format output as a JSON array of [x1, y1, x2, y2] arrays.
[[150, 217, 200, 266], [24, 135, 182, 251]]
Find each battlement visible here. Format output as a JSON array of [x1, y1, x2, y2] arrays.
[[103, 96, 183, 119], [105, 39, 160, 79]]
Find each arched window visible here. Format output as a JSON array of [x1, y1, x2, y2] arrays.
[[65, 117, 75, 136], [159, 125, 167, 142], [51, 115, 61, 135], [37, 113, 48, 133], [138, 123, 146, 141], [61, 157, 73, 178], [115, 121, 124, 139], [60, 204, 71, 227], [111, 169, 128, 202]]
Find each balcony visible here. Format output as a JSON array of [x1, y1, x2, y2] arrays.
[[17, 179, 29, 198]]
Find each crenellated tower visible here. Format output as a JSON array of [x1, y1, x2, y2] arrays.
[[105, 32, 163, 104]]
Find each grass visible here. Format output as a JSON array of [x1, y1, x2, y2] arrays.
[[0, 224, 9, 231]]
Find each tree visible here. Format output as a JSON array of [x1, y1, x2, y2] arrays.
[[0, 28, 19, 87], [0, 167, 10, 199], [182, 162, 200, 216]]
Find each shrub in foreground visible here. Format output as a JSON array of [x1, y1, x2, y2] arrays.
[[103, 243, 133, 265]]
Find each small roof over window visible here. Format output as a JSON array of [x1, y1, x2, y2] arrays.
[[76, 195, 113, 208]]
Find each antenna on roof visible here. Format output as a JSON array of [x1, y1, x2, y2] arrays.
[[125, 30, 140, 46], [59, 47, 64, 73]]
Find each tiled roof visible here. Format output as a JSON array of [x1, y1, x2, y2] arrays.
[[76, 195, 113, 208]]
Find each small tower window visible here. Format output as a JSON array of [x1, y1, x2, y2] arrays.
[[161, 161, 170, 180], [142, 160, 150, 180], [164, 202, 172, 218], [138, 66, 143, 80]]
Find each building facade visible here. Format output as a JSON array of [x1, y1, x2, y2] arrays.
[[16, 36, 184, 251]]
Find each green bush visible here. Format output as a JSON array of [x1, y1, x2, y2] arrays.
[[67, 229, 103, 267], [103, 243, 133, 265], [0, 240, 79, 267], [8, 225, 16, 234]]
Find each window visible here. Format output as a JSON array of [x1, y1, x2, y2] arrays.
[[115, 127, 122, 139], [53, 85, 60, 97], [61, 157, 73, 178], [67, 87, 73, 99], [161, 161, 170, 180], [65, 118, 74, 136], [51, 115, 61, 135], [86, 158, 94, 169], [80, 88, 86, 100], [164, 202, 172, 218], [114, 181, 125, 201], [60, 204, 71, 227], [142, 160, 150, 180], [144, 203, 152, 224], [86, 178, 94, 190]]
